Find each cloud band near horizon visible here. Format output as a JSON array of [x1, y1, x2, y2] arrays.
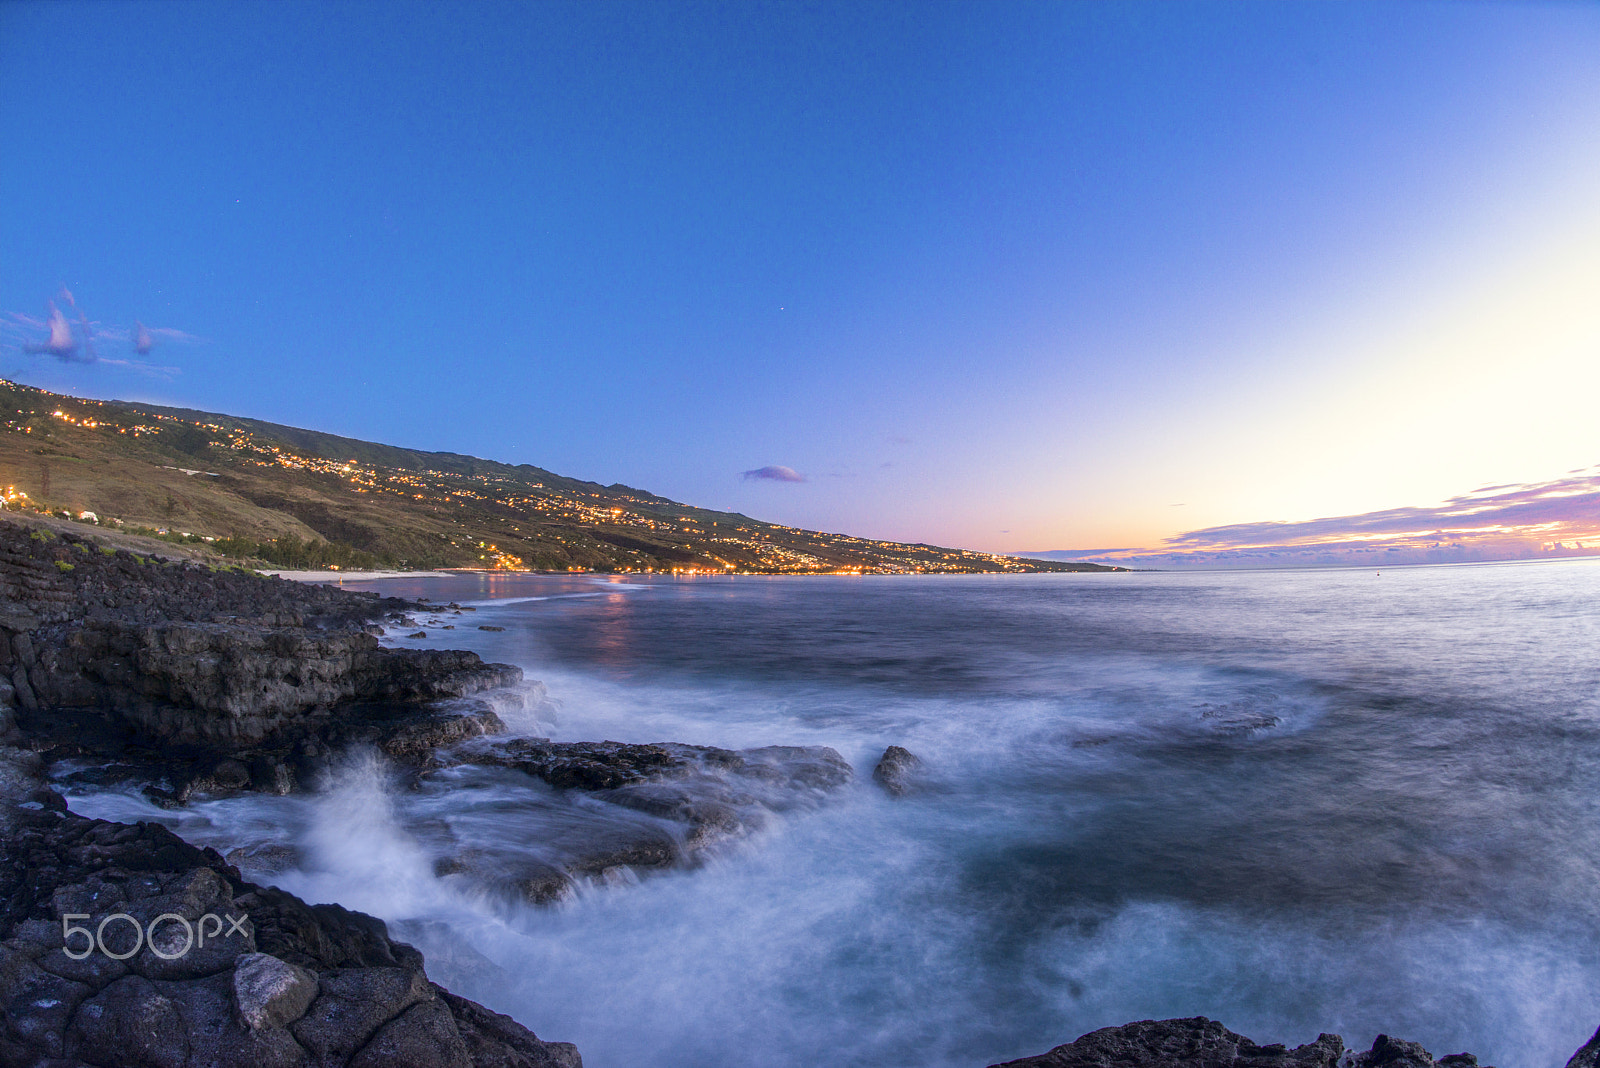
[[1020, 468, 1600, 568]]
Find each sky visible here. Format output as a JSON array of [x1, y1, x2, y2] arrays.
[[3, 0, 1598, 567]]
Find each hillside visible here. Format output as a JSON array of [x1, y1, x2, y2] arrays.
[[0, 379, 1119, 574]]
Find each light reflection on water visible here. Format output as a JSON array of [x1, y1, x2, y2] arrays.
[[65, 560, 1600, 1068]]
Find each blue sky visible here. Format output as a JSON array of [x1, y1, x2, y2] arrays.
[[3, 1, 1598, 563]]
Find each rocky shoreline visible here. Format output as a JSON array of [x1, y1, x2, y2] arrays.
[[0, 517, 584, 1066], [3, 515, 1596, 1067], [0, 745, 580, 1067], [989, 1017, 1600, 1068], [1, 517, 516, 796]]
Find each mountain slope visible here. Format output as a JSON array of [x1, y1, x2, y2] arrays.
[[0, 379, 1118, 574]]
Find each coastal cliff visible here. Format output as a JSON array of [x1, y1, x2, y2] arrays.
[[0, 516, 516, 799]]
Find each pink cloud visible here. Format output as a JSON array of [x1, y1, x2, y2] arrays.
[[1020, 468, 1600, 569]]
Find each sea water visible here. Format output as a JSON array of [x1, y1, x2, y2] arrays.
[[62, 561, 1600, 1067]]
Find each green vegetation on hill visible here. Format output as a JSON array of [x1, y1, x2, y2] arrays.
[[0, 380, 1122, 574]]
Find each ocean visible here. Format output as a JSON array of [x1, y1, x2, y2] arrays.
[[62, 560, 1600, 1067]]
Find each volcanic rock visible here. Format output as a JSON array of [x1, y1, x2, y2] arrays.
[[420, 738, 854, 897], [233, 952, 319, 1032], [0, 518, 521, 796], [986, 1017, 1499, 1068], [0, 745, 581, 1068], [872, 744, 923, 796], [1567, 1026, 1600, 1068]]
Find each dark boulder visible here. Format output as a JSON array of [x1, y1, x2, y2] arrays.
[[1568, 1026, 1600, 1068], [872, 744, 922, 796], [987, 1018, 1508, 1068], [439, 987, 581, 1068], [989, 1017, 1342, 1068]]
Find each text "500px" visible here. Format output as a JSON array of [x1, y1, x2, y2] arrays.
[[61, 912, 250, 961]]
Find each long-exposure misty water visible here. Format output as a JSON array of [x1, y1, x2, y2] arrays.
[[62, 561, 1600, 1067]]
